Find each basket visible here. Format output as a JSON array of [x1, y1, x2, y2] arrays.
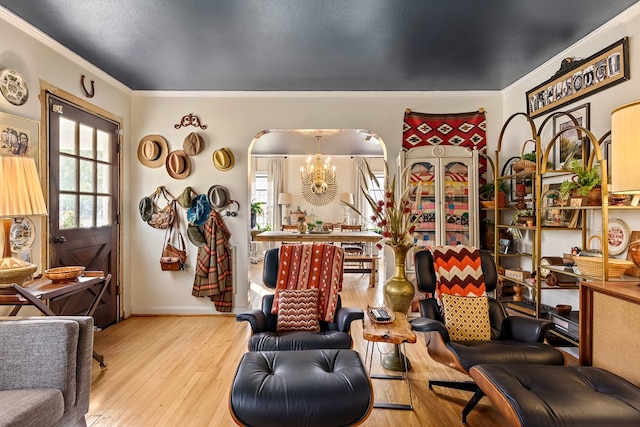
[[512, 140, 537, 174], [366, 305, 396, 324], [572, 236, 633, 278], [44, 266, 86, 281]]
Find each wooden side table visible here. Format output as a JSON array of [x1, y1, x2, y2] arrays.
[[362, 311, 417, 410]]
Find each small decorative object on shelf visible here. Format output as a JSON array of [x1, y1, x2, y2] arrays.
[[542, 189, 570, 227]]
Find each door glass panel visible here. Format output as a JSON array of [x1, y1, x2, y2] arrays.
[[96, 130, 111, 162], [79, 195, 94, 228], [96, 163, 110, 194], [409, 161, 436, 249], [79, 124, 94, 158], [59, 194, 77, 229], [444, 161, 470, 246], [59, 156, 77, 191], [79, 159, 95, 192], [97, 196, 111, 226], [59, 117, 77, 155]]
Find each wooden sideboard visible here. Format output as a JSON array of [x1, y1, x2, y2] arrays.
[[580, 280, 640, 386]]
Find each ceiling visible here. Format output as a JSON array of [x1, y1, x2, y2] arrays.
[[251, 129, 384, 156], [1, 0, 637, 92]]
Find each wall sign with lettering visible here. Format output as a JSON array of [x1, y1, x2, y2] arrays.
[[526, 37, 629, 118]]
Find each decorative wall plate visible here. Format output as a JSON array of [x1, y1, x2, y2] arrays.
[[601, 218, 630, 256], [0, 68, 29, 106], [10, 217, 35, 254]]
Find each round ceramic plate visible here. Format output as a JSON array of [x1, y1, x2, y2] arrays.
[[10, 217, 36, 253], [600, 218, 630, 256], [0, 68, 29, 106]]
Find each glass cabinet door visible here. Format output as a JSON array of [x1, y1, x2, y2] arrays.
[[408, 160, 439, 249], [442, 160, 471, 246]]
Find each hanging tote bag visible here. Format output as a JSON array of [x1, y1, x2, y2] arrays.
[[147, 186, 177, 229]]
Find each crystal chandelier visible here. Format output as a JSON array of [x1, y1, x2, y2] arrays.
[[300, 136, 336, 195]]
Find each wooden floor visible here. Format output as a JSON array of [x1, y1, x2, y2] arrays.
[[87, 262, 508, 427]]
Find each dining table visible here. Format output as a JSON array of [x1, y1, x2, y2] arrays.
[[253, 230, 382, 244]]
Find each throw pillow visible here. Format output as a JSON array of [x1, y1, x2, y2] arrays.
[[276, 288, 321, 332], [441, 293, 491, 341], [431, 245, 487, 300]]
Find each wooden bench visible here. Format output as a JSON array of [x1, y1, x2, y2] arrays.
[[344, 254, 378, 287]]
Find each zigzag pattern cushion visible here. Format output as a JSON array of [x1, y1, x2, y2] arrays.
[[276, 288, 321, 332], [441, 293, 491, 341], [431, 245, 486, 300]]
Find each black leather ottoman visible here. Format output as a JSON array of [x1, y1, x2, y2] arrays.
[[470, 364, 640, 427], [230, 349, 372, 427]]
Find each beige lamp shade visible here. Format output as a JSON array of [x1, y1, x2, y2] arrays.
[[278, 192, 292, 205], [0, 156, 47, 218], [611, 100, 640, 205], [340, 192, 354, 205]]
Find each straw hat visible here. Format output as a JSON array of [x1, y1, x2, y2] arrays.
[[166, 150, 191, 179], [183, 132, 203, 156], [137, 135, 168, 168], [208, 185, 230, 210], [213, 147, 234, 171]]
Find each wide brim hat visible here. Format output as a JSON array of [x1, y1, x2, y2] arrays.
[[166, 150, 191, 179], [208, 184, 230, 210], [213, 147, 235, 171], [138, 135, 168, 168], [187, 194, 211, 226], [183, 132, 203, 156], [187, 225, 206, 247]]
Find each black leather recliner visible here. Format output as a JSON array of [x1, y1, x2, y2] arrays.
[[410, 248, 565, 423], [237, 247, 364, 351]]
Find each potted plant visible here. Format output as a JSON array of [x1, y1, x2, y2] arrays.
[[479, 181, 509, 208], [558, 159, 602, 205], [250, 200, 264, 229]]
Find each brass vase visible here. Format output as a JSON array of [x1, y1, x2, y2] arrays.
[[383, 244, 415, 314]]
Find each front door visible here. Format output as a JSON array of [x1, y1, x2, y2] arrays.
[[47, 95, 120, 328]]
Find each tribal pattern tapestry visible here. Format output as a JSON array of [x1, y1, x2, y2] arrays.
[[403, 110, 487, 181]]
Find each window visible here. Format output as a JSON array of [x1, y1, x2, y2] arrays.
[[253, 172, 268, 229], [363, 172, 385, 228]]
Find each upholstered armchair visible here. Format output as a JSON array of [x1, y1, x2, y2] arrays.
[[237, 246, 364, 351], [410, 247, 565, 423], [0, 316, 94, 427]]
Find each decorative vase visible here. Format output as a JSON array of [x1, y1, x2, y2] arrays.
[[383, 244, 415, 314]]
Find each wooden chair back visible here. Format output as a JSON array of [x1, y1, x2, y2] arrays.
[[281, 224, 299, 231]]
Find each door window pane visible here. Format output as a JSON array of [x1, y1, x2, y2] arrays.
[[59, 117, 77, 155], [79, 160, 95, 192], [97, 163, 110, 194], [79, 124, 94, 158], [96, 130, 111, 162], [59, 156, 77, 191], [79, 195, 94, 228], [97, 196, 111, 226], [59, 194, 77, 229]]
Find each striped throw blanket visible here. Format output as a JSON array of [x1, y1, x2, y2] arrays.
[[431, 245, 487, 300], [271, 243, 344, 322]]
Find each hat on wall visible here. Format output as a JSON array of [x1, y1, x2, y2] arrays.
[[208, 185, 230, 210], [183, 132, 203, 156], [187, 194, 211, 226], [178, 186, 195, 209], [166, 150, 191, 179], [187, 225, 206, 247], [213, 147, 234, 171], [139, 197, 153, 222], [137, 135, 168, 168]]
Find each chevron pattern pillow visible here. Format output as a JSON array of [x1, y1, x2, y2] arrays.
[[276, 288, 321, 332], [441, 293, 491, 341], [431, 245, 487, 300]]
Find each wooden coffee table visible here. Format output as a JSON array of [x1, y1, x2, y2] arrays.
[[362, 311, 417, 410]]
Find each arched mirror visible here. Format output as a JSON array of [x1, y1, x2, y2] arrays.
[[248, 129, 386, 235]]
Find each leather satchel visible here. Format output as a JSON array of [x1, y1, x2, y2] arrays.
[[160, 215, 188, 271]]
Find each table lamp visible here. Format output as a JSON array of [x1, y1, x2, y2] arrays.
[[611, 100, 640, 206], [278, 192, 292, 224], [0, 156, 48, 285]]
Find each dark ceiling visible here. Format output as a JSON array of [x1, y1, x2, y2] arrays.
[[1, 0, 637, 91]]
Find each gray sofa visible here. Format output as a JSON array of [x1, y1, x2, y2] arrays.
[[0, 316, 94, 427]]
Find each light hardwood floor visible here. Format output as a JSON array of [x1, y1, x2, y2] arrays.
[[87, 262, 508, 427]]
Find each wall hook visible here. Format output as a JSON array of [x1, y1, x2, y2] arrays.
[[81, 75, 95, 98]]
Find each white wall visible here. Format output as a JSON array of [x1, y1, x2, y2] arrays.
[[501, 3, 640, 308], [129, 92, 502, 313], [0, 9, 131, 316]]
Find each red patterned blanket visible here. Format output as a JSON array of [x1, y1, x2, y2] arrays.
[[271, 243, 344, 322]]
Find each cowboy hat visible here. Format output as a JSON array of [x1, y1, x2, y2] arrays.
[[208, 185, 230, 210], [166, 150, 191, 179], [183, 132, 203, 156], [213, 147, 234, 171], [187, 225, 206, 247], [187, 194, 211, 226], [137, 135, 168, 168]]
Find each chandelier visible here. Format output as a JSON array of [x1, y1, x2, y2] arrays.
[[300, 136, 336, 195]]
